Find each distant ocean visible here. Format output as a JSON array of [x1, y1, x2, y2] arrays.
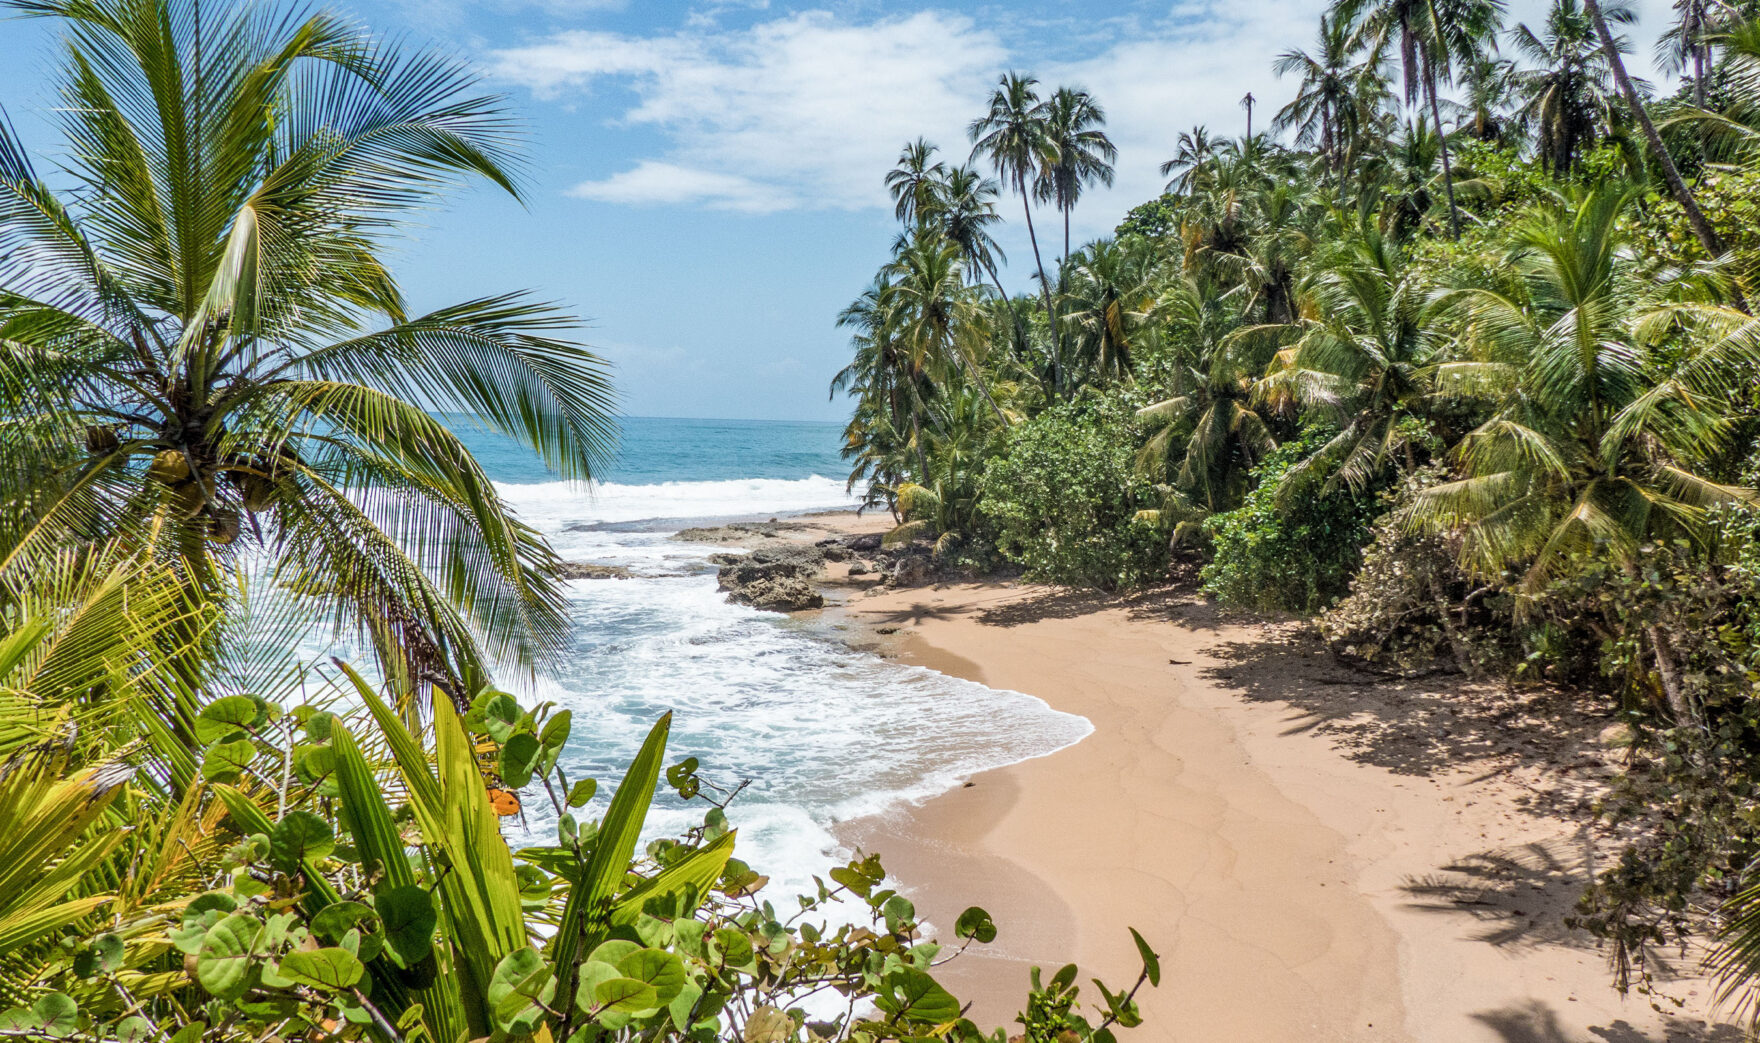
[[445, 415, 1092, 905]]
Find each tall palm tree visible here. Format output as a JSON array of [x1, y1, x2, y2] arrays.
[[1274, 16, 1364, 179], [1037, 86, 1118, 262], [0, 0, 615, 704], [1451, 52, 1522, 143], [970, 72, 1064, 390], [1511, 0, 1634, 176], [1160, 126, 1222, 195], [925, 165, 1010, 300], [887, 227, 1009, 425], [1337, 0, 1508, 237], [1581, 0, 1734, 280], [1659, 0, 1738, 107], [1060, 237, 1161, 383], [1410, 188, 1758, 720], [885, 137, 947, 226]]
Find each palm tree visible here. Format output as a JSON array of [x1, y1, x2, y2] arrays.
[[1060, 237, 1161, 383], [1037, 86, 1118, 262], [1160, 126, 1222, 195], [834, 276, 931, 489], [885, 138, 948, 226], [925, 165, 1010, 300], [1274, 16, 1366, 179], [1337, 0, 1508, 237], [970, 72, 1064, 389], [1659, 0, 1739, 107], [887, 227, 1009, 426], [1255, 224, 1443, 492], [1581, 0, 1734, 277], [1511, 0, 1634, 176], [0, 0, 615, 705], [1451, 53, 1522, 144], [1410, 188, 1758, 719]]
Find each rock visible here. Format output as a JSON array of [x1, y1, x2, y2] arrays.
[[848, 561, 872, 577], [846, 532, 883, 552], [673, 520, 808, 543], [715, 544, 826, 591], [729, 576, 824, 612], [822, 545, 851, 562], [888, 555, 933, 588], [556, 561, 632, 580]]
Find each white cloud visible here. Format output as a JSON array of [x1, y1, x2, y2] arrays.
[[490, 1, 1683, 236], [566, 160, 793, 211], [489, 10, 1008, 211]]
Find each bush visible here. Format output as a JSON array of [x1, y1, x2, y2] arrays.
[[1200, 429, 1383, 613], [978, 397, 1168, 589]]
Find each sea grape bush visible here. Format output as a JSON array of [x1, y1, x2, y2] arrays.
[[0, 666, 1159, 1043]]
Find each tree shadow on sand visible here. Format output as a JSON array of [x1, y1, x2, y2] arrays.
[[1470, 999, 1742, 1042]]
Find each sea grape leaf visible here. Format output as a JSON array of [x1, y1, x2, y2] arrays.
[[499, 732, 542, 788], [375, 885, 437, 968], [877, 967, 960, 1024], [1130, 927, 1160, 986], [616, 948, 686, 1005], [279, 948, 364, 991], [594, 977, 659, 1014], [955, 906, 997, 944], [195, 914, 262, 1000], [31, 994, 77, 1036], [744, 1005, 791, 1043], [270, 810, 334, 868], [486, 947, 555, 1035], [481, 694, 523, 744], [566, 778, 596, 807], [540, 710, 573, 751], [194, 696, 262, 745], [201, 739, 256, 783]]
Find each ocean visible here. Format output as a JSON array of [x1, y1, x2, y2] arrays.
[[449, 415, 1092, 905]]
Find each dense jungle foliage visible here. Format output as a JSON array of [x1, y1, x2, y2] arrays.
[[830, 0, 1760, 1014], [0, 0, 1159, 1040]]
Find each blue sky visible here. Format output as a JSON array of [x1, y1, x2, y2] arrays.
[[0, 0, 1677, 421]]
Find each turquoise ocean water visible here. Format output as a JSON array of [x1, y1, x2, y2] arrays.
[[442, 415, 1091, 910]]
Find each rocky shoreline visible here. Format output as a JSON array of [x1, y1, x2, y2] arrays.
[[668, 519, 941, 612]]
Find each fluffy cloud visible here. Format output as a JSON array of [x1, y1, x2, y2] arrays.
[[490, 1, 1679, 232], [489, 10, 1008, 211]]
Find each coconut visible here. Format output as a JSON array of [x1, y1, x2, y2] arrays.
[[85, 425, 119, 454], [208, 510, 241, 546], [241, 474, 277, 512], [147, 449, 191, 485]]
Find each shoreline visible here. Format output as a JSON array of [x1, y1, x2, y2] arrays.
[[734, 514, 1735, 1042]]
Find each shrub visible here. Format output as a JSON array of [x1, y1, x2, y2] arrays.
[[1200, 429, 1383, 613], [978, 397, 1168, 589]]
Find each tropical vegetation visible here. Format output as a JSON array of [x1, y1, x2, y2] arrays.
[[0, 1, 1160, 1040], [830, 0, 1760, 1017]]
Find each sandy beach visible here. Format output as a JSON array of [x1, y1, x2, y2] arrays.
[[800, 557, 1739, 1042]]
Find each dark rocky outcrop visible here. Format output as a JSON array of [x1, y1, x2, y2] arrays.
[[673, 520, 808, 543], [712, 544, 828, 610], [846, 532, 883, 552]]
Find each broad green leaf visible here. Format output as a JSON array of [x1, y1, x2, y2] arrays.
[[196, 914, 262, 1000], [540, 710, 572, 751], [744, 1005, 791, 1043], [499, 731, 542, 788], [878, 967, 960, 1024], [593, 976, 659, 1014], [194, 696, 263, 745], [279, 948, 364, 991], [615, 948, 685, 1005], [955, 906, 997, 944], [482, 694, 523, 744], [311, 902, 376, 943], [374, 885, 437, 968], [486, 947, 555, 1034], [31, 994, 76, 1036], [271, 811, 335, 868], [566, 778, 596, 807], [201, 739, 256, 783]]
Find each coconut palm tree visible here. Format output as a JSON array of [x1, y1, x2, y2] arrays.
[[887, 227, 1009, 425], [1160, 126, 1223, 195], [925, 164, 1010, 299], [1037, 86, 1117, 262], [1274, 16, 1370, 179], [0, 0, 615, 705], [885, 138, 948, 226], [1060, 237, 1162, 383], [1410, 188, 1757, 649], [970, 72, 1064, 388], [1336, 0, 1508, 237], [1511, 0, 1635, 175]]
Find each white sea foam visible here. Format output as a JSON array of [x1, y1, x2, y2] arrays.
[[490, 474, 1094, 919]]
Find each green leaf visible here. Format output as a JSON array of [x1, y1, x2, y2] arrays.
[[311, 902, 376, 943], [201, 739, 257, 783], [196, 914, 262, 1000], [955, 906, 997, 944], [500, 731, 542, 788], [1129, 927, 1160, 987], [593, 977, 659, 1014], [271, 810, 335, 868], [374, 885, 437, 968], [194, 695, 264, 745], [31, 994, 77, 1036], [279, 948, 365, 991], [573, 960, 621, 1014], [878, 967, 960, 1024], [540, 710, 573, 751], [116, 1016, 151, 1042], [566, 778, 597, 807], [487, 947, 556, 1034], [615, 948, 685, 1005], [482, 694, 523, 744]]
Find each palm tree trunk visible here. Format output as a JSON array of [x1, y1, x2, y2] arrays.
[[1063, 205, 1070, 265], [1017, 173, 1063, 397], [1585, 0, 1745, 312], [1426, 67, 1463, 240]]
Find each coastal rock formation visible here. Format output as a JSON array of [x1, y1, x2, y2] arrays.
[[728, 576, 824, 612], [674, 520, 807, 543], [556, 561, 633, 580], [846, 532, 883, 553], [887, 554, 933, 588]]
